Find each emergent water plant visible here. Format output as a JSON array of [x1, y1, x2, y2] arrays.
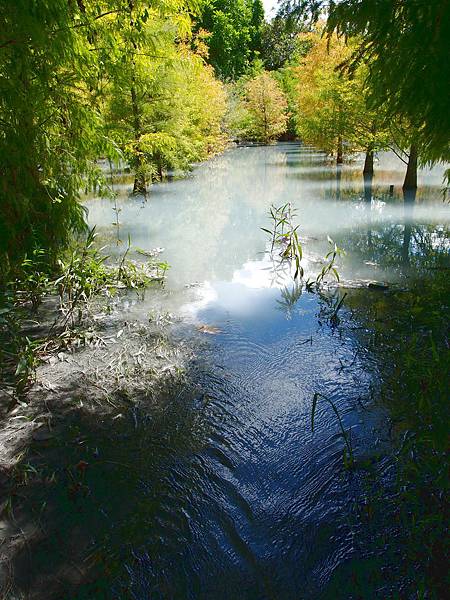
[[262, 203, 304, 280], [262, 203, 345, 288], [262, 205, 351, 465], [311, 391, 355, 469], [0, 228, 169, 400]]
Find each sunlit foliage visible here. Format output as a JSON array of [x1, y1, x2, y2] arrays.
[[279, 0, 450, 163], [0, 0, 105, 277], [101, 11, 227, 192], [231, 71, 289, 143], [294, 29, 390, 164], [0, 0, 227, 277], [196, 0, 265, 79]]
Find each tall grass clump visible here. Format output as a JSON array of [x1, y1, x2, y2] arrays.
[[262, 202, 344, 288]]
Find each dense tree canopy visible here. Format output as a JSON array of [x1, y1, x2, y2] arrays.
[[0, 0, 227, 277], [279, 0, 450, 162], [1, 0, 447, 280], [260, 15, 306, 71], [196, 0, 265, 79], [99, 6, 227, 193], [230, 71, 289, 143], [0, 0, 105, 273], [294, 29, 390, 166]]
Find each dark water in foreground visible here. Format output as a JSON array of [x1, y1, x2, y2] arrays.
[[14, 144, 449, 598]]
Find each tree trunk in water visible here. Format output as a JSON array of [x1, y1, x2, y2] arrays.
[[336, 165, 342, 200], [402, 143, 418, 191], [402, 222, 413, 265], [401, 144, 418, 263], [131, 84, 147, 195], [402, 190, 415, 264], [363, 173, 373, 203], [133, 172, 146, 195], [363, 150, 374, 246], [336, 136, 343, 165], [367, 222, 373, 249], [363, 148, 374, 176], [363, 146, 374, 203]]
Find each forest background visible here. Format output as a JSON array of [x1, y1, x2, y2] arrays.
[[1, 0, 448, 282]]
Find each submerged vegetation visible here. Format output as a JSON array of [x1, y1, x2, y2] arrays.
[[341, 271, 450, 597], [262, 197, 449, 595], [311, 391, 354, 468]]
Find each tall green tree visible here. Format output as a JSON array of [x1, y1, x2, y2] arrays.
[[196, 0, 265, 79], [0, 0, 106, 277], [294, 30, 390, 167], [95, 0, 196, 193], [260, 15, 307, 71], [105, 39, 227, 190], [0, 0, 226, 277]]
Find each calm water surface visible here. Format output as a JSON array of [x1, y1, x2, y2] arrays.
[[78, 144, 449, 598]]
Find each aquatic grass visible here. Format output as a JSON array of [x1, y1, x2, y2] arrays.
[[0, 228, 169, 400], [304, 236, 345, 293], [263, 206, 354, 466], [311, 391, 355, 468], [262, 203, 304, 280], [329, 291, 348, 326], [343, 271, 449, 595], [54, 228, 165, 325], [262, 204, 346, 326], [263, 203, 344, 290], [386, 326, 449, 594]]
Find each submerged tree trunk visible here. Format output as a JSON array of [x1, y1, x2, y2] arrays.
[[363, 148, 374, 176], [133, 172, 146, 195], [336, 165, 342, 200], [363, 147, 374, 204], [336, 136, 343, 165], [363, 172, 373, 203], [401, 143, 418, 263], [402, 198, 415, 265], [402, 221, 413, 265], [131, 83, 147, 195]]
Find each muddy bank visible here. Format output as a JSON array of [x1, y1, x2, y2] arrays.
[[0, 315, 195, 599]]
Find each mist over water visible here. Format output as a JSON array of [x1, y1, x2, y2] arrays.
[[89, 145, 445, 271]]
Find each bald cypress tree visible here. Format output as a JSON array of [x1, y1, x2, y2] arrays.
[[279, 0, 450, 163]]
